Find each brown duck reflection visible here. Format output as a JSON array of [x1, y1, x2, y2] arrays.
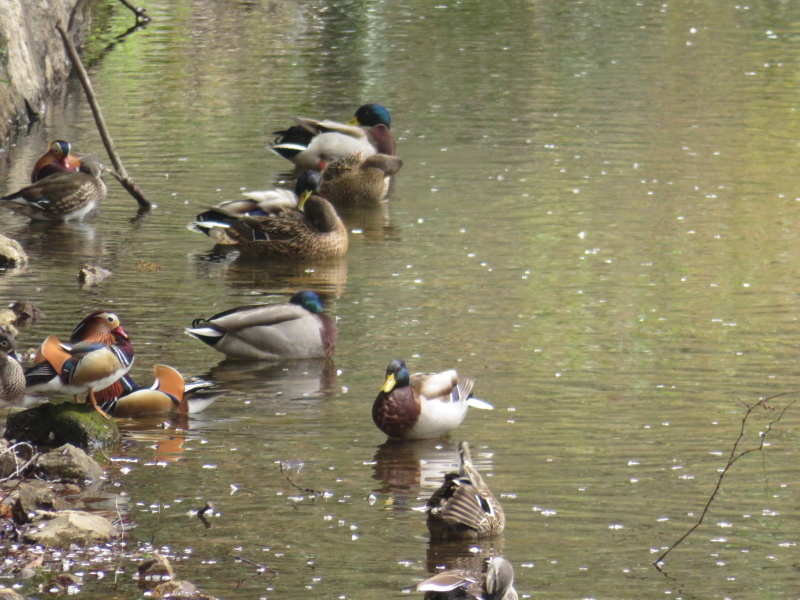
[[203, 358, 338, 401], [424, 538, 507, 577], [371, 439, 460, 497], [192, 252, 349, 300]]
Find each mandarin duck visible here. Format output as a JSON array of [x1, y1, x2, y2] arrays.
[[193, 172, 347, 259], [99, 364, 216, 417], [372, 359, 493, 441], [318, 144, 403, 207], [31, 140, 81, 182], [416, 556, 518, 600], [3, 158, 106, 221], [25, 325, 134, 419], [425, 441, 505, 540], [30, 310, 135, 407], [271, 103, 394, 171], [186, 290, 338, 360], [0, 329, 25, 404]]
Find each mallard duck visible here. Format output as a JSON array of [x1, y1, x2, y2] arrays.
[[319, 144, 403, 207], [417, 556, 518, 600], [193, 172, 348, 259], [186, 290, 338, 360], [425, 441, 505, 540], [0, 328, 25, 403], [194, 171, 320, 224], [25, 326, 134, 419], [31, 140, 81, 182], [372, 359, 493, 440], [3, 159, 106, 221], [271, 103, 394, 171]]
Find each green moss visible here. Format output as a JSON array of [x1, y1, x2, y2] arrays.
[[4, 402, 120, 452]]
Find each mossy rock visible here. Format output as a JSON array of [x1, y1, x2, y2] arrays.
[[4, 402, 119, 451]]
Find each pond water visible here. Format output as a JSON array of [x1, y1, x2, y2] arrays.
[[3, 0, 800, 598]]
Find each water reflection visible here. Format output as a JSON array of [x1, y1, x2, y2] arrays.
[[191, 250, 349, 299], [371, 439, 459, 496], [202, 358, 338, 400]]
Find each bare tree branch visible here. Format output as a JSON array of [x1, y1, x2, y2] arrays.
[[653, 393, 796, 569], [55, 18, 151, 209]]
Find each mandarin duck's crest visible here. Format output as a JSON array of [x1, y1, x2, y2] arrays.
[[31, 140, 81, 182]]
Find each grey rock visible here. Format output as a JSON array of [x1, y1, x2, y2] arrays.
[[0, 588, 26, 600], [35, 443, 105, 486], [0, 235, 28, 267], [23, 510, 114, 547], [12, 480, 69, 524]]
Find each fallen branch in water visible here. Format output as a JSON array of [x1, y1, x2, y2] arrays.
[[118, 0, 152, 24], [228, 553, 277, 587], [278, 461, 323, 499], [55, 17, 151, 210], [653, 393, 796, 569]]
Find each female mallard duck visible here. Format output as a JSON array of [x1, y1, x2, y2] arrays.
[[372, 359, 493, 441], [416, 556, 518, 600], [25, 326, 134, 419], [193, 172, 348, 259], [31, 140, 81, 182], [0, 329, 25, 404], [425, 441, 505, 540], [3, 159, 106, 221], [271, 103, 394, 171], [319, 143, 403, 207], [186, 290, 338, 360], [99, 364, 216, 417]]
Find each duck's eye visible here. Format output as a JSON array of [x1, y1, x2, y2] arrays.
[[0, 341, 7, 348], [107, 316, 114, 322]]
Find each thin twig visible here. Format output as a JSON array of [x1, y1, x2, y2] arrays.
[[54, 19, 151, 209], [653, 393, 796, 568], [278, 462, 323, 499], [118, 0, 152, 23], [228, 553, 277, 587]]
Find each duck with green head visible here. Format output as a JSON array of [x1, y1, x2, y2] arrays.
[[272, 103, 395, 171], [372, 359, 493, 440], [186, 290, 338, 360]]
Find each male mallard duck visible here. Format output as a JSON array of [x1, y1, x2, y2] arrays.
[[195, 171, 320, 224], [0, 329, 25, 404], [3, 159, 106, 221], [25, 326, 134, 419], [31, 140, 81, 182], [98, 364, 215, 417], [193, 172, 347, 259], [425, 441, 505, 540], [372, 359, 493, 441], [319, 144, 403, 207], [271, 103, 394, 171], [417, 556, 518, 600], [186, 290, 338, 360]]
